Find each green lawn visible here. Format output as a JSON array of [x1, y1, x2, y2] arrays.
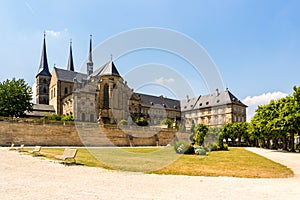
[[25, 147, 293, 178]]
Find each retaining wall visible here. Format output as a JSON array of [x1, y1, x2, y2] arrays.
[[0, 120, 189, 146]]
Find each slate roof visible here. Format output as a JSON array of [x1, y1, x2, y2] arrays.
[[36, 36, 51, 77], [181, 89, 247, 112], [54, 67, 87, 83], [91, 61, 120, 77], [135, 93, 181, 111], [26, 104, 55, 117]]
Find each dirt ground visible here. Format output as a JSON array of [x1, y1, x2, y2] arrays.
[[0, 147, 299, 200]]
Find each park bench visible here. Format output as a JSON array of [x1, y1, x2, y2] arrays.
[[29, 146, 41, 156], [9, 144, 24, 151], [54, 148, 78, 165], [16, 144, 25, 151]]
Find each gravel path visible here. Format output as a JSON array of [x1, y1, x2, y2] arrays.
[[0, 147, 299, 200]]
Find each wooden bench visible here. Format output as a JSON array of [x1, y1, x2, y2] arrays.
[[16, 144, 25, 151], [54, 148, 78, 165], [29, 146, 41, 156], [9, 143, 15, 151]]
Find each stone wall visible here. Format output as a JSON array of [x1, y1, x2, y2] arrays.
[[0, 120, 189, 146]]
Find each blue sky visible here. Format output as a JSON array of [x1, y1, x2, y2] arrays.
[[0, 0, 299, 120]]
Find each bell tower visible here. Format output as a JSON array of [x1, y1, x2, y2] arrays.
[[36, 32, 51, 104]]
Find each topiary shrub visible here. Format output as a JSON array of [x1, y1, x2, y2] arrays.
[[194, 146, 207, 156], [174, 141, 194, 154]]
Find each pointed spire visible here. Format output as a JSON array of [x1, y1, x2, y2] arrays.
[[87, 34, 93, 75], [87, 34, 93, 64], [67, 39, 75, 71], [37, 31, 51, 77]]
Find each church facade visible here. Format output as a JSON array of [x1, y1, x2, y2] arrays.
[[35, 34, 247, 128]]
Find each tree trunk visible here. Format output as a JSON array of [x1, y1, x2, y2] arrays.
[[290, 132, 295, 152], [255, 139, 259, 147], [282, 135, 288, 151], [273, 138, 279, 149]]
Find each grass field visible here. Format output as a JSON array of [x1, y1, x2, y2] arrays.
[[25, 147, 293, 178]]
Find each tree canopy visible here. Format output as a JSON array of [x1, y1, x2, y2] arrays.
[[249, 86, 300, 151], [0, 78, 33, 117]]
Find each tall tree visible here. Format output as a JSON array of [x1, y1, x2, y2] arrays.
[[249, 86, 300, 151], [0, 78, 33, 117]]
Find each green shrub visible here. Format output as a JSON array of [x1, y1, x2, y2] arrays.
[[206, 142, 218, 151], [118, 119, 128, 126], [194, 146, 207, 156], [174, 141, 194, 154], [160, 118, 172, 128], [134, 117, 148, 126], [61, 114, 74, 121], [222, 143, 229, 151], [42, 114, 62, 121]]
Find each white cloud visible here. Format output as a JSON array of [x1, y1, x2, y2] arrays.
[[154, 77, 175, 84], [242, 91, 288, 122], [31, 83, 36, 104], [46, 29, 68, 37]]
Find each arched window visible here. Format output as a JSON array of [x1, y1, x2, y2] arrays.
[[64, 87, 68, 95], [90, 114, 94, 122], [43, 79, 47, 84], [43, 87, 47, 94], [104, 84, 109, 109], [82, 113, 86, 121]]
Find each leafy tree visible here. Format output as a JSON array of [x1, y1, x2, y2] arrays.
[[249, 86, 300, 151], [222, 122, 235, 144], [0, 78, 33, 117], [233, 122, 249, 146], [223, 122, 248, 146], [160, 118, 172, 128]]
